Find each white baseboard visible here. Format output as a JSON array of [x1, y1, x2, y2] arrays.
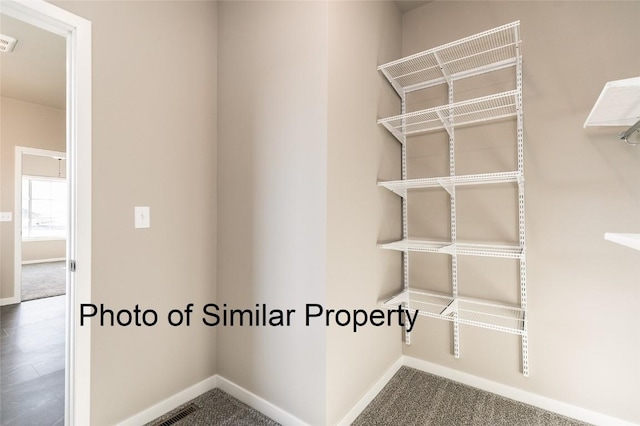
[[403, 356, 638, 426], [216, 375, 310, 426], [337, 357, 404, 426], [22, 257, 66, 265], [115, 357, 637, 426], [0, 296, 20, 306], [118, 373, 308, 426], [117, 375, 218, 426]]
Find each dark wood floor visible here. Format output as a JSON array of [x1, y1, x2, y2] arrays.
[[1, 295, 65, 426]]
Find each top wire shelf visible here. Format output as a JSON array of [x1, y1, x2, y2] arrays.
[[378, 21, 521, 95]]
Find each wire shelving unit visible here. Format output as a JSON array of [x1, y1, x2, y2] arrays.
[[377, 21, 528, 376]]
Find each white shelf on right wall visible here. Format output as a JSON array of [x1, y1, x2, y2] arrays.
[[584, 76, 640, 127], [585, 77, 640, 251], [604, 233, 640, 251]]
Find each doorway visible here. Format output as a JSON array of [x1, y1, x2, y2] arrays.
[[0, 1, 91, 424], [1, 12, 67, 426], [17, 149, 68, 303]]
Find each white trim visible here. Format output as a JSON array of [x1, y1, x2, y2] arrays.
[[14, 148, 23, 305], [1, 2, 92, 425], [22, 237, 67, 242], [337, 357, 404, 426], [117, 376, 219, 426], [22, 235, 68, 244], [216, 375, 311, 426], [113, 360, 638, 426], [117, 375, 309, 426], [22, 257, 66, 265], [0, 296, 20, 306], [20, 146, 67, 159], [14, 147, 67, 158], [22, 175, 67, 181], [403, 356, 638, 426]]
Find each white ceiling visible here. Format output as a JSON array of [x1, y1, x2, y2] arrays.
[[0, 13, 66, 109], [396, 0, 430, 13]]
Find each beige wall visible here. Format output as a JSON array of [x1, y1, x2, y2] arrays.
[[0, 97, 65, 300], [218, 3, 408, 423], [23, 240, 65, 263], [23, 154, 66, 178], [50, 2, 218, 424], [217, 2, 328, 424], [3, 2, 635, 424], [326, 1, 403, 424], [402, 2, 640, 423]]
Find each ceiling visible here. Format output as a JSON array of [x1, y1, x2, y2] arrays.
[[0, 13, 66, 109], [396, 1, 430, 13]]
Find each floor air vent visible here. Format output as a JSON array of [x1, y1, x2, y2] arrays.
[[153, 403, 199, 426]]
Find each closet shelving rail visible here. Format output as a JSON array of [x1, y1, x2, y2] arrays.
[[377, 21, 528, 375]]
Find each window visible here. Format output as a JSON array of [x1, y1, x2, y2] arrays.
[[22, 177, 67, 240]]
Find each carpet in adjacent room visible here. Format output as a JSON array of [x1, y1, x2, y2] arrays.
[[21, 261, 66, 302]]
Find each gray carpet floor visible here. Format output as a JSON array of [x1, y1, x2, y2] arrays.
[[147, 368, 589, 426], [21, 261, 66, 302], [353, 366, 590, 426], [146, 388, 280, 426]]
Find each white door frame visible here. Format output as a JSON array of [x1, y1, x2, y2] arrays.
[[1, 1, 92, 424]]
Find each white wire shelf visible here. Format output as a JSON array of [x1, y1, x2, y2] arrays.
[[378, 21, 520, 95], [379, 171, 522, 197], [378, 90, 519, 143], [383, 288, 526, 336], [584, 77, 640, 127], [379, 239, 524, 259], [604, 233, 640, 251]]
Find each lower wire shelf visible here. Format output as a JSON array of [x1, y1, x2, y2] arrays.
[[378, 170, 523, 198], [383, 288, 526, 336], [379, 239, 524, 259]]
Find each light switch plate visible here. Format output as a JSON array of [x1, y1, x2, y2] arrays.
[[134, 206, 150, 229], [0, 212, 12, 222]]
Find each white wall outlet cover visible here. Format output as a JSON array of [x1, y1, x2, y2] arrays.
[[0, 212, 12, 222], [134, 206, 150, 229]]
